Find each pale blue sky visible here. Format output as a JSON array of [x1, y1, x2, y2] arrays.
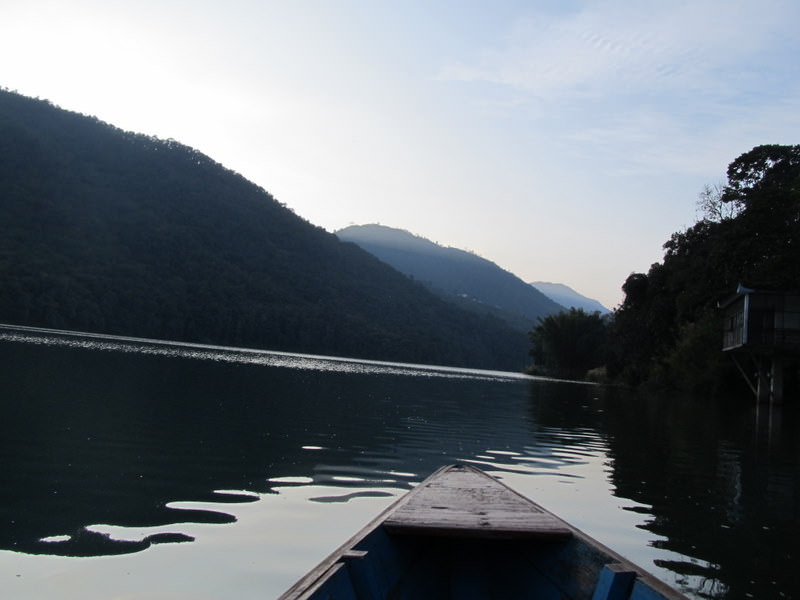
[[3, 0, 799, 308]]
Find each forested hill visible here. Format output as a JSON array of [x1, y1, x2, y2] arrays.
[[0, 89, 529, 370], [336, 224, 564, 332]]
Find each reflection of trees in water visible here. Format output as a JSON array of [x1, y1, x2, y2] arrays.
[[1, 337, 543, 557], [529, 383, 799, 600], [5, 330, 798, 600], [0, 341, 336, 555], [523, 383, 610, 467]]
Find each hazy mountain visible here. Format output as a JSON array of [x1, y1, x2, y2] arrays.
[[530, 282, 610, 314], [0, 89, 529, 370], [336, 224, 564, 332]]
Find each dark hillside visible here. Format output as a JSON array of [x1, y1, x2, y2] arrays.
[[0, 89, 528, 370], [336, 224, 564, 332]]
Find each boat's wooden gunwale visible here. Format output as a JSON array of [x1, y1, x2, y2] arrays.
[[278, 466, 443, 600]]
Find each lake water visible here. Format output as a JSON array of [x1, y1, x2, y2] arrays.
[[0, 325, 796, 599]]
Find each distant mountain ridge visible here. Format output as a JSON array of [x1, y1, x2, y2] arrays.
[[530, 282, 610, 314], [336, 224, 564, 332], [0, 89, 528, 370]]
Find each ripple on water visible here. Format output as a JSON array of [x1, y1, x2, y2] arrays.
[[309, 490, 396, 504], [267, 476, 315, 485]]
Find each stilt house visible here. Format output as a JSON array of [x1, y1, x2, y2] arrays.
[[720, 285, 800, 402]]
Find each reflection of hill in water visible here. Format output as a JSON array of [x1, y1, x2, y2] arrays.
[[3, 329, 797, 599], [529, 387, 800, 600], [0, 330, 571, 557]]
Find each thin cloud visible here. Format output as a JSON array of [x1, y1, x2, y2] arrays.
[[439, 0, 796, 101], [437, 0, 800, 180]]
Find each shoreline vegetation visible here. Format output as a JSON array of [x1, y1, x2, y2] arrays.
[[529, 144, 800, 397]]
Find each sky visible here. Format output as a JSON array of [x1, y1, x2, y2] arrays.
[[2, 0, 799, 309]]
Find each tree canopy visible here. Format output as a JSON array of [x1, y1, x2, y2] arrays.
[[529, 308, 607, 379], [607, 144, 800, 393]]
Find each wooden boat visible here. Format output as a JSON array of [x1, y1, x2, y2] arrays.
[[280, 464, 688, 600]]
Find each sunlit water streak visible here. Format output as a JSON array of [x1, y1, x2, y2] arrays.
[[0, 325, 797, 599], [0, 323, 555, 381]]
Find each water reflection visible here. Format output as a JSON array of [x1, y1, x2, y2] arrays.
[[0, 329, 547, 558], [584, 392, 798, 600], [0, 327, 797, 599]]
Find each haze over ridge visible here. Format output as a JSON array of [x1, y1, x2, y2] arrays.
[[3, 1, 797, 309]]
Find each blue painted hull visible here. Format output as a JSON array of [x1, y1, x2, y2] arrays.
[[280, 465, 688, 600]]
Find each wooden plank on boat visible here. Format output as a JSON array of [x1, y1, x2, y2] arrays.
[[384, 464, 572, 539]]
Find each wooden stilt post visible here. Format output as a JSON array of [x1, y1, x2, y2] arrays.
[[771, 356, 784, 404], [730, 354, 757, 397], [757, 356, 770, 404]]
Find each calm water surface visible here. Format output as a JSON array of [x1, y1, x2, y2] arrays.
[[0, 325, 797, 599]]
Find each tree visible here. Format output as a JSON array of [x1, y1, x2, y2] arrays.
[[697, 182, 741, 222], [529, 308, 607, 379], [607, 144, 800, 394], [723, 144, 800, 288], [721, 144, 800, 215]]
